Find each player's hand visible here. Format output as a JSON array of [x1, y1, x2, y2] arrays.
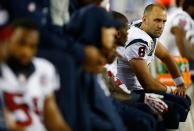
[[173, 85, 186, 96]]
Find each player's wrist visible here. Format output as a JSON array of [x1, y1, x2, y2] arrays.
[[166, 86, 172, 94], [173, 76, 184, 87], [166, 86, 178, 94]]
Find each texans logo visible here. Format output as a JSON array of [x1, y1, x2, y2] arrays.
[[178, 19, 187, 28]]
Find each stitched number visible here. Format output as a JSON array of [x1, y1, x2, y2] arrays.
[[4, 92, 32, 126], [3, 92, 40, 126], [138, 46, 146, 57]]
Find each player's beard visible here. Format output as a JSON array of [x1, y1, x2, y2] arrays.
[[7, 56, 32, 69], [147, 28, 162, 38], [148, 32, 160, 39]]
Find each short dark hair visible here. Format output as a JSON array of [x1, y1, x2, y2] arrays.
[[11, 19, 39, 31], [111, 11, 128, 28], [144, 4, 166, 15], [175, 0, 181, 7], [183, 0, 194, 11]]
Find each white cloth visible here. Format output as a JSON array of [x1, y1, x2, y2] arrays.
[[116, 24, 158, 91], [0, 58, 59, 131], [159, 7, 194, 56], [50, 0, 70, 26]]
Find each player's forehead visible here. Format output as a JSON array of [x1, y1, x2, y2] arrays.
[[149, 6, 167, 19], [12, 27, 39, 40], [14, 27, 38, 35]]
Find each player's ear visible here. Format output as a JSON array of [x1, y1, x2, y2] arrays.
[[115, 30, 120, 39], [142, 15, 146, 23]]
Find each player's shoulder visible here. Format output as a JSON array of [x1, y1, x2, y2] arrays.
[[170, 8, 191, 21], [33, 57, 56, 72], [126, 26, 151, 48]]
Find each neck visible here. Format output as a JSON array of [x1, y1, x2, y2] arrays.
[[140, 23, 146, 33], [6, 56, 35, 78], [139, 23, 155, 39], [7, 56, 24, 67]]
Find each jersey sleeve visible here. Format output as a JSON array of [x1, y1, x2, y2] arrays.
[[171, 14, 188, 28], [50, 67, 60, 91], [172, 14, 194, 42], [45, 66, 60, 96], [37, 59, 60, 96], [185, 21, 194, 43], [124, 42, 148, 61]]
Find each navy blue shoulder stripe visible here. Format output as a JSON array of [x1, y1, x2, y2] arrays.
[[125, 39, 148, 48]]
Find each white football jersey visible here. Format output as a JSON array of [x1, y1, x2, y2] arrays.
[[116, 25, 158, 91], [159, 7, 194, 56], [104, 46, 125, 77], [0, 58, 59, 131]]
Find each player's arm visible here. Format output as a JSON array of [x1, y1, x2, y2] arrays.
[[155, 42, 182, 78], [171, 26, 194, 61], [43, 93, 71, 131], [129, 58, 167, 93], [155, 42, 186, 96]]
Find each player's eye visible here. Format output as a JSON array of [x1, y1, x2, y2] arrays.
[[154, 19, 161, 22]]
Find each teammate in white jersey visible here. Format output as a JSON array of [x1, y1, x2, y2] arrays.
[[0, 25, 12, 130], [0, 19, 70, 131], [116, 4, 186, 96], [159, 0, 194, 60]]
